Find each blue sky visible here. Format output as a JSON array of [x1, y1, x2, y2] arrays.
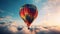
[[1, 0, 60, 26], [0, 0, 47, 24]]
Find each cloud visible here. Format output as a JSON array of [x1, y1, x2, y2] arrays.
[[0, 18, 4, 21], [0, 21, 60, 34], [33, 0, 60, 26], [5, 16, 12, 19], [0, 15, 13, 22], [0, 21, 19, 34], [32, 26, 60, 34]]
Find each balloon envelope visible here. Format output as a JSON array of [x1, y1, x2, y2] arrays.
[[19, 4, 38, 28]]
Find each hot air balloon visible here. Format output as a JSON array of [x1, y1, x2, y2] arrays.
[[19, 4, 38, 29]]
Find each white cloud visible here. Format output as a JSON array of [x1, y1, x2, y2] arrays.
[[41, 0, 60, 26], [32, 0, 60, 26]]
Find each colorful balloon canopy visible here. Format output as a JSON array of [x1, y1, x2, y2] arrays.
[[19, 4, 38, 28]]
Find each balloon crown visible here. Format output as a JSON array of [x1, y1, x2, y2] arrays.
[[22, 4, 37, 9]]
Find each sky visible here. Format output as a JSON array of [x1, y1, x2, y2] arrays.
[[0, 0, 60, 34], [0, 0, 47, 26], [0, 0, 60, 26]]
